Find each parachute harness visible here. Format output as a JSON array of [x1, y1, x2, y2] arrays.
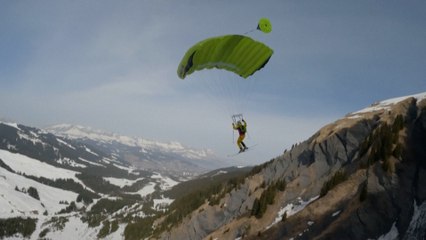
[[231, 114, 251, 143]]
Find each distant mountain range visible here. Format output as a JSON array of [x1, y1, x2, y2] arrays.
[[45, 123, 222, 176]]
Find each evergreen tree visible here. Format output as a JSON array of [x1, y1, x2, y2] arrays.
[[27, 187, 40, 200]]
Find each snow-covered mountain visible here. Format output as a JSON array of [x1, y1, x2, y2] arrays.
[[0, 120, 188, 239], [45, 124, 221, 175], [45, 124, 211, 158]]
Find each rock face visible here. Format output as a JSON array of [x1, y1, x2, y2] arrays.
[[156, 93, 426, 240]]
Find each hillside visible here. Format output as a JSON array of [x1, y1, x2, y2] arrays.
[[0, 121, 210, 239], [152, 92, 426, 240], [1, 92, 425, 239]]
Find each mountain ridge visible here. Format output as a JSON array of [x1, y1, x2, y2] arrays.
[[45, 124, 214, 159], [151, 92, 426, 240], [44, 123, 222, 175]]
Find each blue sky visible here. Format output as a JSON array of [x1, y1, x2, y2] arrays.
[[1, 1, 425, 165]]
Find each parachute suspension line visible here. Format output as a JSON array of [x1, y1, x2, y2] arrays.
[[232, 126, 235, 144], [244, 18, 272, 35], [209, 77, 255, 144], [214, 74, 236, 115], [226, 76, 254, 118], [241, 77, 256, 114], [243, 29, 256, 35], [201, 72, 240, 117], [227, 77, 240, 115], [207, 72, 243, 117]]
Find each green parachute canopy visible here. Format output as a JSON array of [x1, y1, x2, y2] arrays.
[[177, 34, 273, 79]]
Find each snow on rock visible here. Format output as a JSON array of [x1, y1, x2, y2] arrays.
[[403, 201, 426, 239], [351, 92, 426, 116], [318, 92, 426, 142], [268, 196, 320, 229], [332, 210, 341, 217], [0, 121, 21, 130], [376, 222, 399, 240]]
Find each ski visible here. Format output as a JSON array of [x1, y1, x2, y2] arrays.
[[227, 144, 257, 157]]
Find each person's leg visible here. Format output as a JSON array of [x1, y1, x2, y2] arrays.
[[237, 135, 244, 151], [241, 134, 247, 149]]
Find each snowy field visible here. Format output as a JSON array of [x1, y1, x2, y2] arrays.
[[104, 177, 145, 188], [151, 172, 179, 190], [0, 150, 81, 182], [0, 167, 78, 218]]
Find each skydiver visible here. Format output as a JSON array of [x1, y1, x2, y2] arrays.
[[232, 119, 248, 153]]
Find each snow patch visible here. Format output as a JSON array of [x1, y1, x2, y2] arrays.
[[151, 172, 179, 190], [78, 157, 104, 167], [153, 196, 174, 211], [404, 201, 426, 239], [350, 92, 426, 116], [332, 210, 341, 217], [104, 177, 144, 188], [56, 158, 86, 168], [377, 222, 399, 240], [56, 138, 76, 150], [0, 121, 20, 130], [268, 195, 320, 229], [113, 163, 135, 174], [84, 146, 99, 156], [0, 150, 81, 183], [41, 214, 103, 240], [211, 170, 228, 177], [17, 132, 45, 146], [0, 167, 78, 218], [136, 182, 156, 197]]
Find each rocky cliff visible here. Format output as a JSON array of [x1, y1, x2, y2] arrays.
[[155, 93, 426, 240]]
